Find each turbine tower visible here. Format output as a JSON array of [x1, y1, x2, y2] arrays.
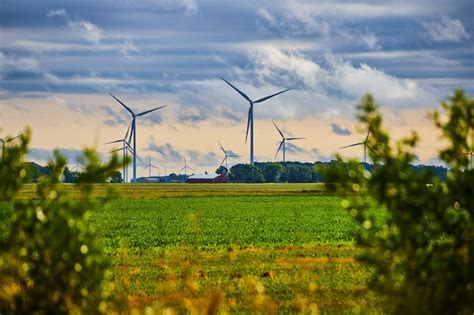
[[179, 157, 195, 176], [109, 93, 166, 183], [339, 131, 376, 163], [218, 140, 240, 169], [220, 77, 290, 165], [143, 155, 159, 177], [0, 135, 20, 160], [273, 120, 305, 162]]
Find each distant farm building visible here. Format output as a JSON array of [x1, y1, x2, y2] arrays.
[[187, 173, 229, 183]]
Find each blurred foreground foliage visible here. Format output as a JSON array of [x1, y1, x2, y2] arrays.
[[0, 128, 126, 314], [324, 90, 474, 314]]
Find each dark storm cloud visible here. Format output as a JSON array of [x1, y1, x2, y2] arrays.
[[330, 123, 351, 136], [147, 141, 182, 162]]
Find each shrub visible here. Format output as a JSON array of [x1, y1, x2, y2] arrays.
[[324, 90, 474, 314], [0, 129, 125, 314]]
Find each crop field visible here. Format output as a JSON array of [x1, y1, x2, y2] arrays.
[[16, 184, 385, 313]]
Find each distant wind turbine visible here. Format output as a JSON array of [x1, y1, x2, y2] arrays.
[[0, 135, 20, 160], [143, 155, 159, 177], [339, 131, 376, 163], [273, 120, 305, 162], [105, 122, 132, 182], [220, 77, 290, 165], [109, 93, 166, 183], [71, 153, 84, 172], [218, 140, 240, 169], [179, 157, 195, 176]]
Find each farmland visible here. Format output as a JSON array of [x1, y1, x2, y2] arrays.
[[16, 184, 385, 312]]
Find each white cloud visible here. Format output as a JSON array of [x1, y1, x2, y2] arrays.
[[283, 1, 431, 19], [248, 46, 323, 88], [46, 8, 68, 18], [120, 38, 140, 58], [421, 16, 470, 42], [0, 52, 40, 78], [246, 46, 436, 109], [67, 20, 102, 44], [360, 32, 381, 50], [155, 0, 198, 15], [47, 8, 103, 44]]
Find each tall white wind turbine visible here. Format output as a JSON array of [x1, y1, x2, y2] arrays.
[[220, 77, 290, 165], [109, 93, 166, 183]]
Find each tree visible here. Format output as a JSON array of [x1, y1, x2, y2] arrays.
[[324, 91, 474, 314], [0, 128, 125, 314], [281, 164, 313, 183], [260, 162, 284, 182], [108, 171, 123, 183], [215, 166, 228, 175], [229, 164, 264, 183]]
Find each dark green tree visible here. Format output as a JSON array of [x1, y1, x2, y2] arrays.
[[108, 171, 123, 183], [229, 164, 264, 183], [324, 90, 474, 314], [281, 164, 313, 183], [261, 162, 284, 182], [215, 166, 228, 175]]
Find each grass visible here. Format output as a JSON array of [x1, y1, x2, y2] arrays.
[[17, 183, 330, 199], [11, 183, 384, 312]]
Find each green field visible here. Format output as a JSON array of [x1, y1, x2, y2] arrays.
[[13, 184, 383, 313]]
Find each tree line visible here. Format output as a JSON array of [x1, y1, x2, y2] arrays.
[[222, 161, 448, 183]]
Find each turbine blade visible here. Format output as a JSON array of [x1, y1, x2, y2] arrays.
[[220, 156, 226, 167], [365, 130, 370, 142], [135, 155, 144, 165], [218, 140, 226, 154], [286, 137, 305, 140], [188, 166, 196, 171], [124, 122, 131, 140], [272, 120, 284, 138], [220, 76, 251, 102], [339, 142, 364, 149], [136, 105, 167, 117], [275, 141, 284, 158], [109, 148, 124, 154], [366, 144, 379, 157], [128, 120, 134, 144], [253, 88, 291, 103], [109, 93, 135, 116], [245, 107, 251, 143], [105, 139, 122, 145], [178, 167, 186, 173], [4, 135, 20, 143]]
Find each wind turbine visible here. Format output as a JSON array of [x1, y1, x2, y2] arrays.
[[179, 157, 195, 176], [218, 140, 240, 169], [220, 77, 290, 165], [70, 153, 84, 172], [109, 93, 166, 183], [339, 131, 376, 163], [143, 155, 159, 177], [272, 120, 305, 162], [0, 135, 20, 160], [105, 122, 133, 182]]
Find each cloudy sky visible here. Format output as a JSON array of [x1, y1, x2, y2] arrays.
[[1, 0, 473, 175]]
